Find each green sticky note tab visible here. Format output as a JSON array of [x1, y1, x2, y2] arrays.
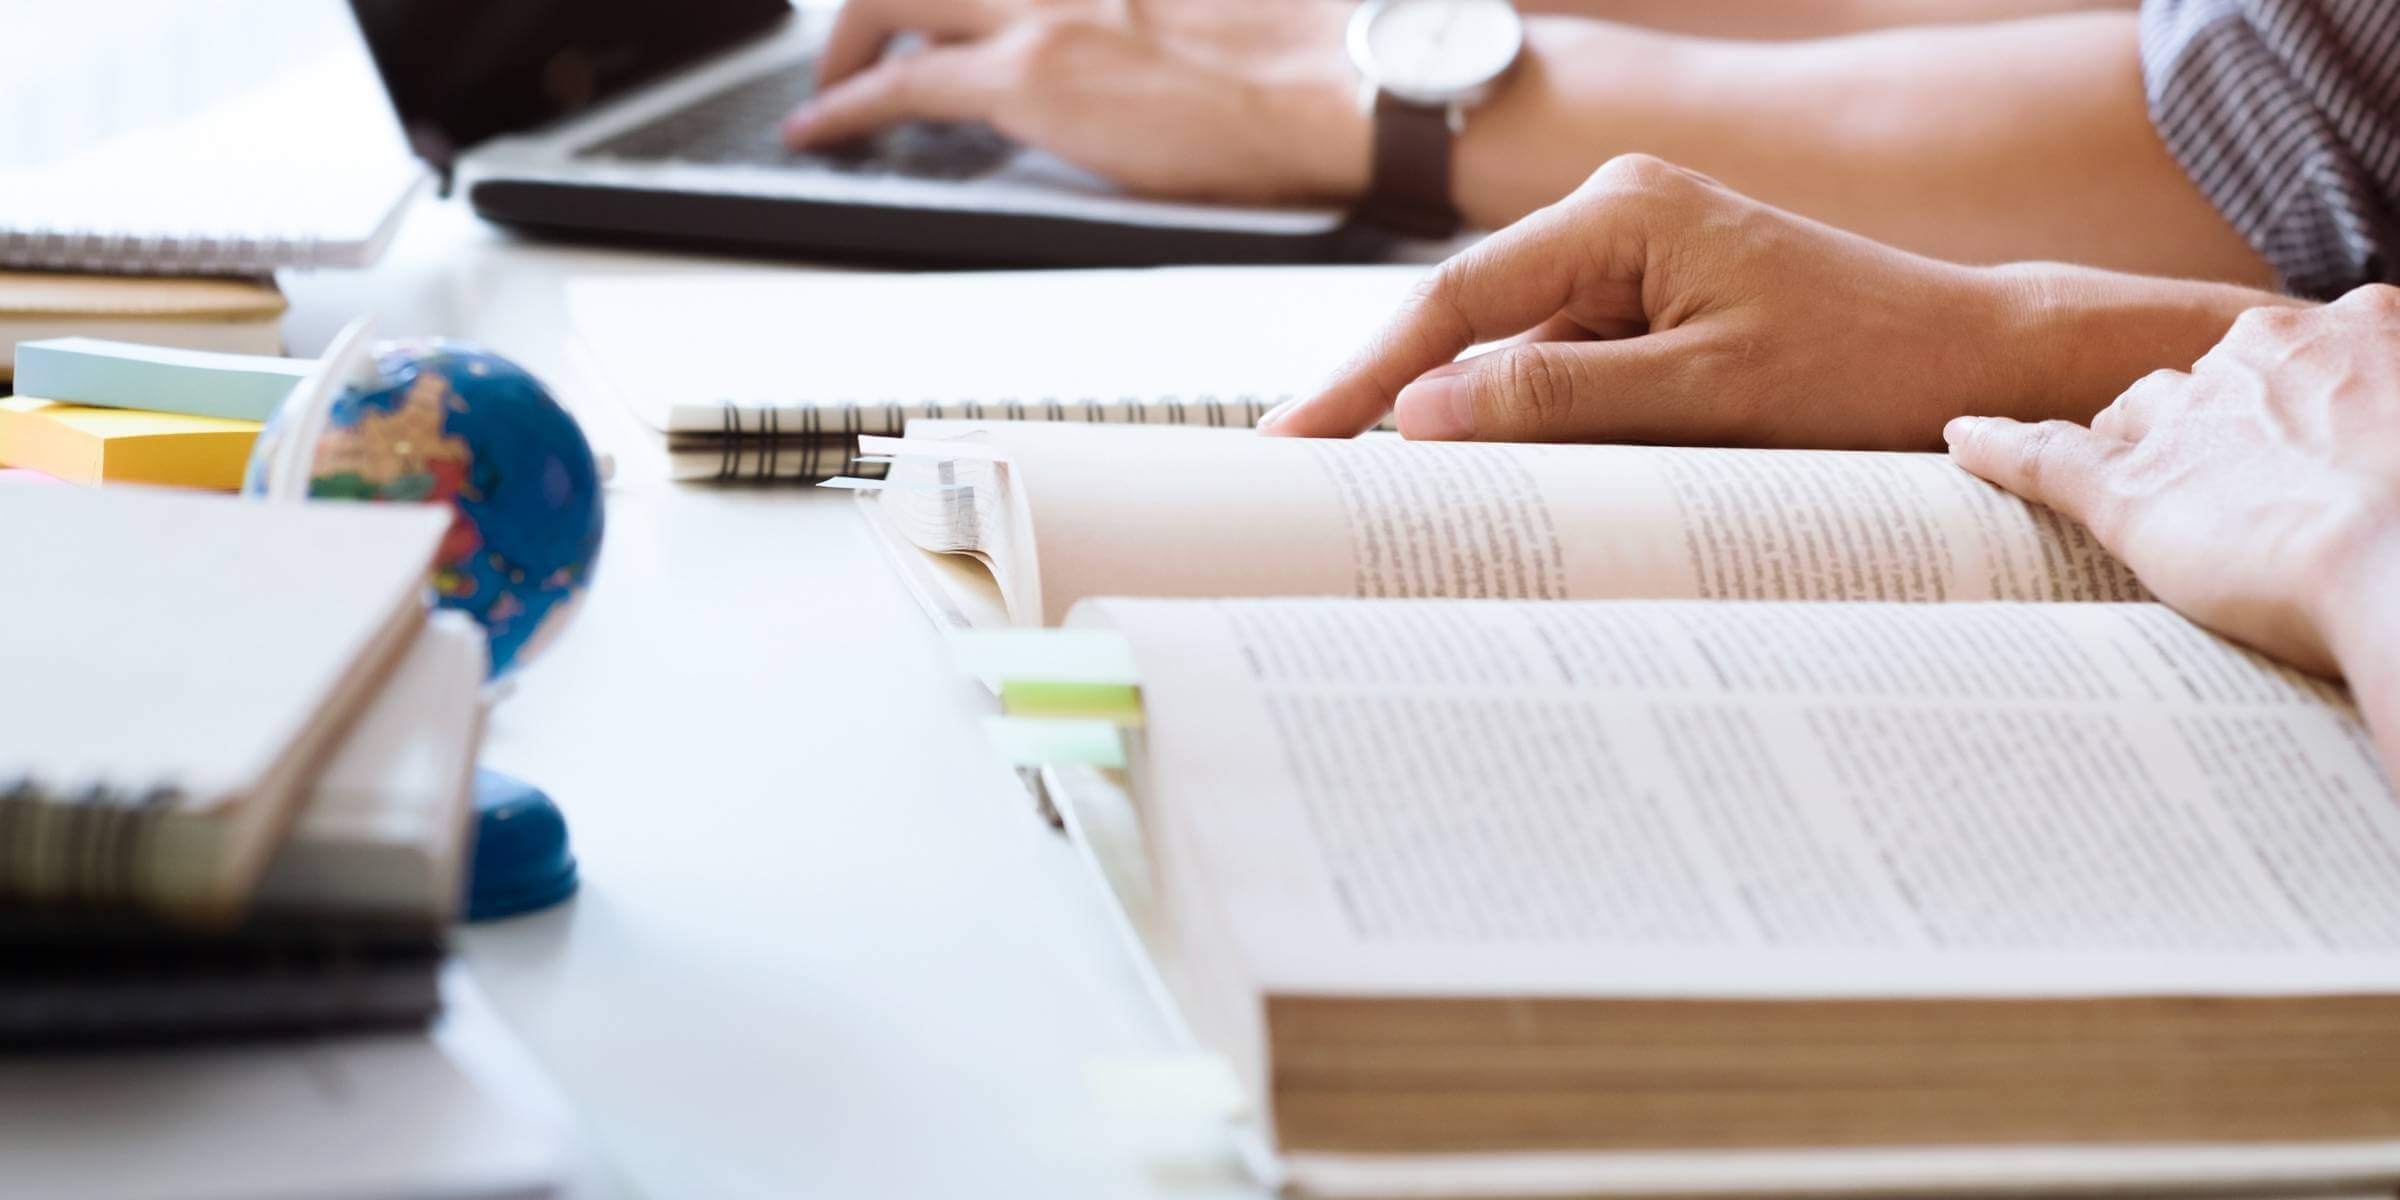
[[1000, 680, 1144, 723], [14, 338, 312, 423], [985, 717, 1126, 769], [952, 630, 1139, 685]]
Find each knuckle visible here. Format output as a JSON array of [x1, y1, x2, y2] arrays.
[[2129, 367, 2185, 396], [2339, 283, 2400, 318], [2231, 303, 2304, 337], [1417, 257, 1467, 305], [2012, 421, 2068, 489], [997, 22, 1062, 81], [1480, 346, 1580, 436], [1012, 14, 1101, 66], [1581, 153, 1695, 206], [1411, 257, 1480, 330], [2088, 401, 2127, 438], [1589, 153, 1679, 191]]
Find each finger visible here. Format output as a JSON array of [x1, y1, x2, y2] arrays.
[[1942, 416, 2124, 526], [816, 0, 994, 91], [1262, 200, 1642, 438], [2089, 368, 2188, 442], [1391, 328, 1730, 443], [1496, 310, 1638, 352], [785, 43, 998, 148]]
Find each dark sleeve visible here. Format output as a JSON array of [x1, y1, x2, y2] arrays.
[[2139, 0, 2400, 298]]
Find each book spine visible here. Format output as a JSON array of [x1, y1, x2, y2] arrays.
[[0, 227, 327, 276], [670, 394, 1289, 483]]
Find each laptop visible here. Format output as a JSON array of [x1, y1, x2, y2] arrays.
[[346, 0, 1370, 267]]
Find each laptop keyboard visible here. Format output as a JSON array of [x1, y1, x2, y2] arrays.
[[577, 67, 1015, 182]]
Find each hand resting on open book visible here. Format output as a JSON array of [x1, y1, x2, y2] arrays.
[[1947, 284, 2400, 782], [1263, 155, 2295, 448]]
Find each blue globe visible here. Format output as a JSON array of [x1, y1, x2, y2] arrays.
[[244, 339, 604, 679]]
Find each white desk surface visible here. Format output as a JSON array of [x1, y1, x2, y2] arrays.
[[281, 197, 1257, 1200]]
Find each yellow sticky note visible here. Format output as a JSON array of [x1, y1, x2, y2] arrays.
[[999, 680, 1145, 724], [0, 396, 262, 490]]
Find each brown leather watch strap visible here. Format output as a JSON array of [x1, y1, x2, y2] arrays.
[[1355, 91, 1459, 240]]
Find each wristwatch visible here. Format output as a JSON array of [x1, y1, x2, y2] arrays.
[[1345, 0, 1526, 239]]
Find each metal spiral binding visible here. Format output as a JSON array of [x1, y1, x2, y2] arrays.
[[696, 393, 1292, 483], [0, 222, 328, 275], [0, 776, 183, 907]]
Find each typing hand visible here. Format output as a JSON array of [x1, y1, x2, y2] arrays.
[[782, 0, 1368, 204], [1946, 285, 2400, 677], [1263, 155, 2277, 446]]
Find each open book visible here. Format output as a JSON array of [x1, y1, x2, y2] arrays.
[[1028, 595, 2400, 1198], [846, 421, 2144, 629]]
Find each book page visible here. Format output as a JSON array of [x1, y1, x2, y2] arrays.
[[1078, 597, 2400, 998], [904, 424, 2142, 625]]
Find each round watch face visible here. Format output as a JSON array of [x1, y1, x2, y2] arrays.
[[1348, 0, 1525, 105]]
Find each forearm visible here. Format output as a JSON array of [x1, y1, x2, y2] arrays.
[[1510, 0, 2135, 40], [1972, 263, 2301, 424], [1458, 12, 2273, 284]]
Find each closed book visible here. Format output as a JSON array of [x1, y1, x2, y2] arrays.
[[0, 917, 443, 1048], [0, 486, 451, 923], [0, 397, 260, 490], [253, 612, 486, 926], [0, 272, 283, 381], [0, 614, 485, 1046]]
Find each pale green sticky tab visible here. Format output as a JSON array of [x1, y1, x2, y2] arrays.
[[1000, 680, 1144, 723], [952, 630, 1140, 685], [14, 338, 313, 422], [985, 717, 1126, 769]]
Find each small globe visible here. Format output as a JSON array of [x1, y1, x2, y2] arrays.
[[244, 339, 604, 679]]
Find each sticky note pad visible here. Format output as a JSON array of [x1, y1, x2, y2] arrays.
[[0, 397, 262, 490], [13, 337, 311, 422]]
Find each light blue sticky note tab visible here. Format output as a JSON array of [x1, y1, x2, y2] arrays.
[[952, 630, 1141, 685], [984, 717, 1127, 769], [13, 338, 312, 422]]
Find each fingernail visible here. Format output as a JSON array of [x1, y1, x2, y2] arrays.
[[1395, 364, 1474, 440], [1942, 416, 1981, 446], [781, 111, 815, 147], [1256, 397, 1298, 431]]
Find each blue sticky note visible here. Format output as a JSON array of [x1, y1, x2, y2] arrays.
[[13, 337, 311, 422]]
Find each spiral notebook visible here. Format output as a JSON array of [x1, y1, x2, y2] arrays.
[[0, 162, 426, 277], [565, 266, 1426, 483], [0, 26, 428, 276], [0, 486, 451, 923]]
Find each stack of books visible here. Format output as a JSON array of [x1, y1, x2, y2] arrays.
[[1, 484, 484, 1045], [0, 271, 288, 490]]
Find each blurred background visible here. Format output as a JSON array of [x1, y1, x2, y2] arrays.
[[0, 0, 377, 171]]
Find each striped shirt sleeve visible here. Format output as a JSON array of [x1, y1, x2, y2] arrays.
[[2139, 0, 2400, 298]]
